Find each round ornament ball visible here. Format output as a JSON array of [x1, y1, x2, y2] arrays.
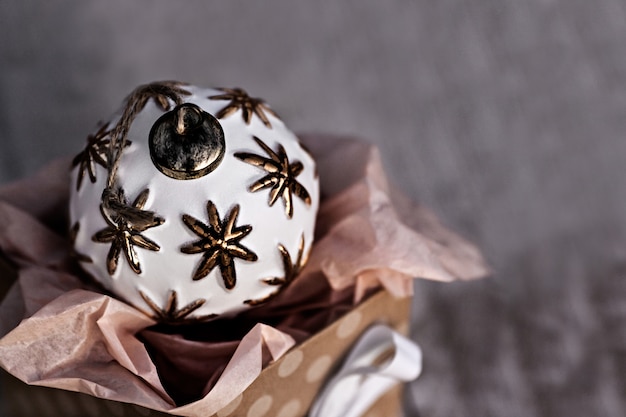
[[69, 81, 319, 322]]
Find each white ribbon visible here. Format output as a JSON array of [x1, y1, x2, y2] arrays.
[[308, 324, 422, 417]]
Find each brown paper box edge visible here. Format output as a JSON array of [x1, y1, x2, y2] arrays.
[[0, 258, 411, 417]]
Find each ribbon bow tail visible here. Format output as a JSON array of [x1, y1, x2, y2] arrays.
[[309, 324, 422, 417]]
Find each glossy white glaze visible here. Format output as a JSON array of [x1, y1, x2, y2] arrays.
[[69, 84, 319, 319]]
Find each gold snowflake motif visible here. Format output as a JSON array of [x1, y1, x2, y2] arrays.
[[92, 188, 164, 275], [245, 234, 309, 306], [209, 87, 279, 128], [139, 289, 212, 324], [129, 81, 192, 113], [181, 202, 258, 289], [69, 222, 93, 263], [72, 123, 131, 191], [234, 136, 312, 218]]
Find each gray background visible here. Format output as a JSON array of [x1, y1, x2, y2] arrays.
[[2, 1, 626, 416]]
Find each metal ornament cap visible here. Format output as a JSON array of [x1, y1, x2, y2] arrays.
[[149, 103, 226, 180]]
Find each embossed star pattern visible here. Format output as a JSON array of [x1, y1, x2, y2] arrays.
[[131, 81, 192, 112], [181, 202, 258, 289], [234, 136, 311, 218], [92, 188, 164, 275], [72, 123, 120, 191], [245, 234, 308, 306], [209, 87, 278, 128], [139, 290, 210, 324]]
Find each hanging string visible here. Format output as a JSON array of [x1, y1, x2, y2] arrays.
[[101, 81, 191, 220]]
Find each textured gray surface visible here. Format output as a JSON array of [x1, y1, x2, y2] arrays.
[[2, 1, 626, 416]]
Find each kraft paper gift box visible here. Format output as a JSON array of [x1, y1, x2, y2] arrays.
[[0, 276, 410, 417], [0, 135, 487, 417]]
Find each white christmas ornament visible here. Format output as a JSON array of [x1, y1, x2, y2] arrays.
[[69, 82, 319, 322]]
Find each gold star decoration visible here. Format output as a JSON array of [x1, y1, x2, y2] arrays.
[[139, 289, 211, 324], [234, 136, 312, 218], [72, 123, 132, 191], [128, 81, 192, 113], [92, 188, 164, 275], [181, 201, 258, 289], [209, 87, 279, 128], [69, 222, 93, 264], [245, 234, 308, 306]]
